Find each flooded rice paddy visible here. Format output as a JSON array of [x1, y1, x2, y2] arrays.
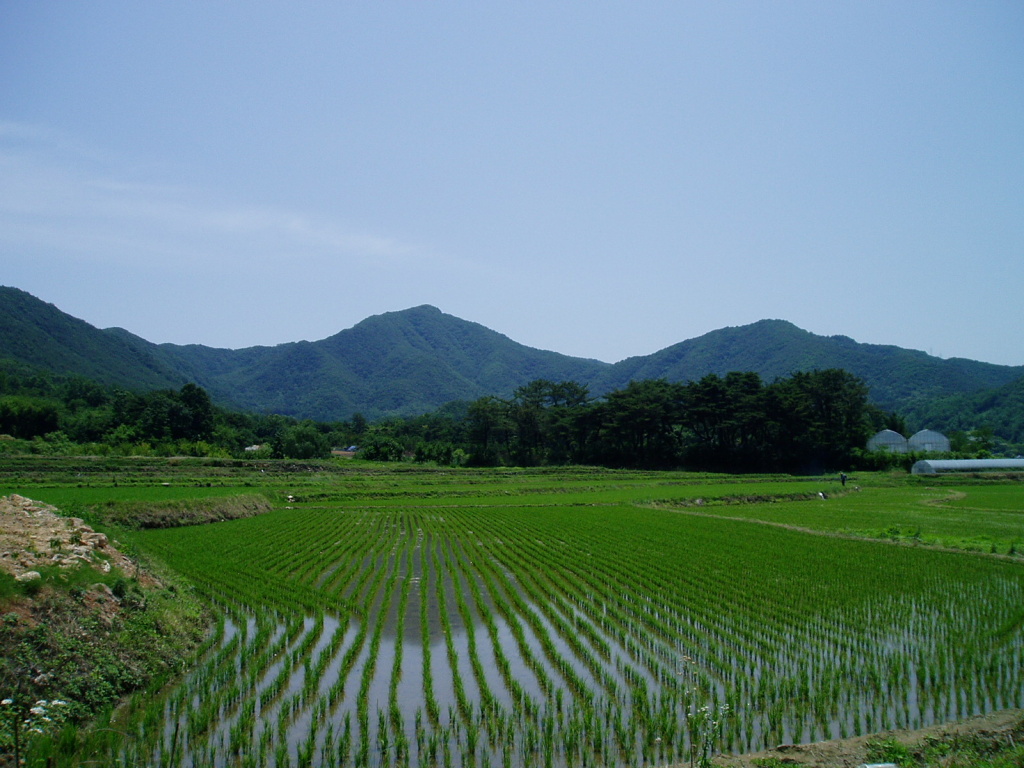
[[103, 484, 1024, 768]]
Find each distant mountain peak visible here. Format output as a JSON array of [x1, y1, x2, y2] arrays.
[[368, 304, 443, 318], [1, 286, 1022, 423]]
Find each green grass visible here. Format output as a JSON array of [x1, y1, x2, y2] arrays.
[[0, 483, 251, 508], [865, 725, 1024, 768], [659, 478, 1024, 554], [935, 484, 1024, 511]]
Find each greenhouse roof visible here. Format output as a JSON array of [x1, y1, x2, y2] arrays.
[[911, 458, 1024, 474], [870, 429, 906, 442]]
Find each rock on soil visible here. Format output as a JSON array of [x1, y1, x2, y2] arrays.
[[0, 494, 138, 580]]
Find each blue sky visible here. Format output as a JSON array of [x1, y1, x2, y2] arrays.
[[2, 2, 1022, 365]]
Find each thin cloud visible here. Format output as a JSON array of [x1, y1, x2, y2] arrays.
[[0, 123, 418, 270]]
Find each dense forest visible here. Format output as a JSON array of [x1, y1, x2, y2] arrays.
[[4, 360, 1009, 472]]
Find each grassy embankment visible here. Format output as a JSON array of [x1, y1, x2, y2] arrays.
[[0, 458, 276, 764]]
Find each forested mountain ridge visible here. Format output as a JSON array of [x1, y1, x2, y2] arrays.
[[902, 375, 1024, 444], [1, 286, 1021, 425], [126, 304, 611, 420], [0, 287, 186, 391], [594, 319, 1023, 412]]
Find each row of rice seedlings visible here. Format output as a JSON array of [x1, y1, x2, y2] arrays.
[[472, 509, 695, 740], [454, 534, 535, 718], [353, 536, 404, 767], [466, 538, 555, 703], [478, 514, 672, 696], [321, 528, 400, 716], [467, 528, 621, 700], [462, 505, 729, 757], [113, 608, 271, 765], [388, 551, 415, 763], [577, 517, 889, 747], [446, 538, 502, 721], [122, 513, 384, 765], [304, 512, 380, 593], [372, 495, 1003, 761], [627, 510, 1022, 746], [432, 535, 475, 726], [420, 532, 441, 725], [182, 614, 314, 765], [285, 510, 374, 586]]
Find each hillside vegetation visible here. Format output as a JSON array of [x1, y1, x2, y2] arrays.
[[2, 287, 1021, 430], [0, 288, 185, 392]]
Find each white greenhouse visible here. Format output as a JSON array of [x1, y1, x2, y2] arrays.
[[912, 458, 1024, 475], [907, 429, 951, 453], [866, 429, 908, 453]]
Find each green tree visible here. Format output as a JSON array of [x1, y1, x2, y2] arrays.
[[882, 411, 908, 435], [0, 396, 60, 439], [681, 372, 767, 470], [178, 383, 215, 441], [467, 396, 513, 465], [773, 369, 871, 471], [277, 422, 331, 459], [359, 434, 404, 462], [348, 412, 368, 436], [508, 380, 551, 465], [594, 379, 687, 468]]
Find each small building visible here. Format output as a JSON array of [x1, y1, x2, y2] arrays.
[[908, 429, 950, 453], [912, 458, 1024, 475], [866, 429, 908, 454]]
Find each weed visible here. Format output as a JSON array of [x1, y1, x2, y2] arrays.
[[866, 736, 912, 765]]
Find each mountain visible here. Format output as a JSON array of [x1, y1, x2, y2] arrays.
[[1, 286, 1021, 424], [0, 287, 186, 391], [0, 289, 603, 419], [901, 375, 1024, 444], [144, 305, 610, 420], [595, 320, 1022, 412]]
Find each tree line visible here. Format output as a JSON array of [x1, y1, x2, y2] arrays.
[[0, 363, 924, 471], [455, 370, 875, 472], [0, 369, 363, 460], [353, 369, 884, 472]]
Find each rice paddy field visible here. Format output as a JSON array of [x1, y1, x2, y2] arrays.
[[4, 459, 1024, 768]]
